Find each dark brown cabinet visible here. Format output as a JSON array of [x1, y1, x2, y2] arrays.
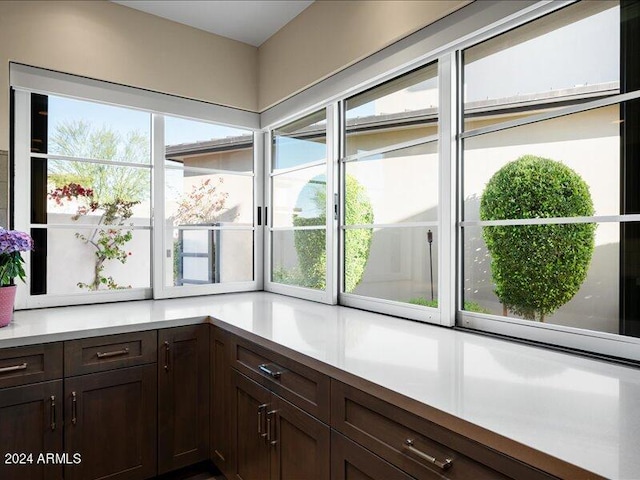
[[0, 342, 64, 480], [230, 369, 330, 480], [63, 364, 157, 480], [211, 326, 232, 477], [231, 335, 330, 423], [158, 324, 210, 474], [331, 431, 413, 480], [331, 380, 554, 480], [63, 331, 158, 480], [231, 369, 271, 480], [0, 380, 64, 480], [269, 393, 330, 480], [0, 342, 63, 389]]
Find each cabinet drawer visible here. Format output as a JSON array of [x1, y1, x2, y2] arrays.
[[0, 342, 62, 388], [231, 335, 330, 422], [332, 380, 555, 480], [64, 330, 157, 376], [332, 430, 414, 480]]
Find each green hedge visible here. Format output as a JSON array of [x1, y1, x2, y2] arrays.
[[274, 174, 373, 292], [479, 155, 595, 321], [342, 175, 374, 293]]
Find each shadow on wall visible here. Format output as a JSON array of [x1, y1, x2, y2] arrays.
[[350, 206, 439, 304]]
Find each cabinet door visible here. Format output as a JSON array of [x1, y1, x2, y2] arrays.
[[331, 431, 413, 480], [0, 380, 63, 480], [211, 326, 231, 476], [64, 365, 157, 480], [158, 325, 210, 474], [270, 394, 330, 480], [231, 370, 271, 480]]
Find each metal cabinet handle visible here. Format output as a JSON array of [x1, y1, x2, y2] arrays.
[[0, 362, 27, 373], [96, 347, 129, 359], [50, 395, 56, 431], [258, 363, 282, 379], [267, 410, 277, 446], [71, 392, 77, 425], [164, 341, 170, 371], [257, 404, 267, 437], [404, 439, 452, 471]]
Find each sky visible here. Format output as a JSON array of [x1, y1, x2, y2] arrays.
[[48, 96, 252, 150]]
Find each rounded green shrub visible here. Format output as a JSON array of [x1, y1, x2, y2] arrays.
[[479, 155, 595, 322], [287, 174, 373, 292], [343, 175, 374, 293]]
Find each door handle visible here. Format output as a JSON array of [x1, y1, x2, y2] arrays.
[[404, 439, 452, 470], [258, 363, 283, 379], [50, 395, 56, 431], [71, 391, 77, 425], [257, 403, 268, 438], [164, 341, 170, 371], [96, 347, 129, 359], [0, 362, 27, 373], [266, 410, 277, 446]]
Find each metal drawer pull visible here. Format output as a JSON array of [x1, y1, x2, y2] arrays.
[[96, 347, 129, 359], [404, 439, 453, 471], [50, 395, 56, 431], [0, 362, 27, 373], [267, 410, 277, 446], [164, 341, 170, 371], [257, 404, 267, 437], [71, 391, 77, 425], [258, 363, 282, 379]]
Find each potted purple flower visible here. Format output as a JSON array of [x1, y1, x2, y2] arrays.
[[0, 228, 33, 327]]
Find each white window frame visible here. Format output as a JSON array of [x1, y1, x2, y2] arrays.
[[11, 65, 262, 309], [337, 58, 452, 325], [264, 105, 338, 304]]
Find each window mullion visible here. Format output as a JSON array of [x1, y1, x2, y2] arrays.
[[438, 52, 457, 327], [264, 129, 274, 291], [151, 114, 165, 299], [13, 90, 31, 310], [326, 103, 339, 305], [254, 130, 265, 291]]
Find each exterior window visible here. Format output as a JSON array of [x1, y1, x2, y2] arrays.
[[163, 117, 255, 291], [13, 77, 260, 308], [341, 63, 439, 318], [459, 2, 636, 345], [269, 110, 330, 300], [28, 94, 152, 301]]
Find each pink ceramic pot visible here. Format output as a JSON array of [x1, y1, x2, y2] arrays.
[[0, 285, 17, 327]]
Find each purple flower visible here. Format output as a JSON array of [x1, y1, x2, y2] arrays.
[[0, 228, 34, 254]]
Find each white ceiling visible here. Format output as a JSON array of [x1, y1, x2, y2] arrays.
[[112, 1, 314, 47]]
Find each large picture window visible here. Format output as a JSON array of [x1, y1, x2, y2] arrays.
[[12, 69, 260, 308]]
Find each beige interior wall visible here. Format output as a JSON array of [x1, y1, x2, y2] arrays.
[[258, 0, 470, 111], [0, 0, 259, 151]]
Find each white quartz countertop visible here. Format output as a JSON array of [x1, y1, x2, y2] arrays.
[[3, 292, 640, 479]]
